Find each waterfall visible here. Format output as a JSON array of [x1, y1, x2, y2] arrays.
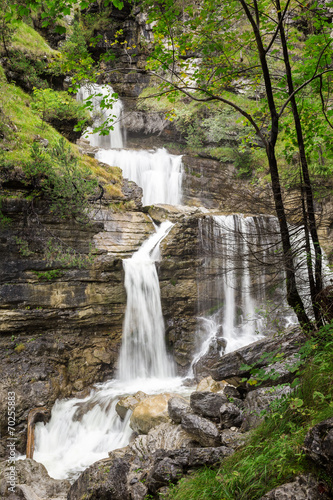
[[33, 221, 179, 480], [96, 148, 183, 206], [77, 83, 183, 206], [76, 84, 124, 149], [118, 221, 175, 380], [192, 214, 297, 368]]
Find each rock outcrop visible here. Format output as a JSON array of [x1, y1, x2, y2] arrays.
[[0, 459, 70, 500], [303, 417, 333, 476], [259, 474, 331, 500]]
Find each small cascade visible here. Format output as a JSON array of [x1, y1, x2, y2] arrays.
[[33, 222, 179, 480], [96, 148, 183, 205], [76, 84, 124, 149], [193, 214, 296, 367], [77, 83, 183, 205], [118, 221, 175, 380]]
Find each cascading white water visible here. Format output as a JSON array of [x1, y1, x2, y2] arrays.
[[33, 222, 180, 480], [96, 148, 183, 205], [118, 221, 175, 380], [77, 83, 183, 205], [192, 214, 297, 369], [76, 84, 124, 149]]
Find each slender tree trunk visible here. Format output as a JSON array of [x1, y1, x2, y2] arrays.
[[240, 0, 310, 327], [277, 1, 323, 326]]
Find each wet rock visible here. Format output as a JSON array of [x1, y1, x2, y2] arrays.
[[0, 458, 70, 500], [147, 457, 183, 493], [303, 417, 333, 476], [146, 447, 233, 493], [68, 452, 134, 500], [220, 403, 243, 429], [130, 422, 198, 456], [180, 413, 221, 447], [205, 327, 305, 382], [259, 474, 331, 500], [241, 385, 292, 431], [130, 394, 176, 435], [168, 396, 191, 424], [116, 391, 149, 419], [190, 391, 228, 418]]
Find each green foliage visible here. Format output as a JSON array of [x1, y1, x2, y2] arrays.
[[23, 138, 98, 222], [32, 269, 63, 280], [31, 87, 90, 127], [56, 21, 96, 90], [5, 49, 49, 89], [169, 322, 333, 500], [15, 237, 33, 256]]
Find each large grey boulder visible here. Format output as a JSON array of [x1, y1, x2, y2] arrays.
[[259, 474, 331, 499], [193, 327, 305, 382], [241, 385, 292, 431], [146, 447, 233, 493], [303, 417, 333, 476], [0, 459, 70, 500], [129, 422, 198, 456], [190, 391, 228, 418], [180, 413, 221, 447], [68, 449, 134, 500], [220, 403, 243, 429], [168, 396, 191, 424]]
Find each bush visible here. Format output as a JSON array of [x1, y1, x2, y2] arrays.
[[31, 87, 91, 126], [23, 138, 98, 222]]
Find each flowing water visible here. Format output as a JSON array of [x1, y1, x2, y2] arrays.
[[96, 148, 183, 205], [33, 222, 182, 480], [77, 84, 183, 205], [191, 214, 297, 370]]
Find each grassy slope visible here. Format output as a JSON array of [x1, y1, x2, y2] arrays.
[[0, 22, 123, 200]]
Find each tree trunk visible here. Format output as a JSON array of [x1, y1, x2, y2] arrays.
[[277, 1, 323, 327]]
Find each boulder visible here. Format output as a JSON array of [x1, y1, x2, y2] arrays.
[[259, 474, 331, 500], [303, 417, 333, 476], [241, 385, 292, 431], [180, 413, 221, 447], [220, 428, 247, 448], [116, 391, 148, 420], [130, 393, 176, 435], [168, 396, 191, 424], [190, 391, 228, 418], [130, 422, 198, 456], [194, 327, 305, 382], [247, 353, 301, 389], [196, 377, 241, 398], [0, 459, 70, 500], [68, 450, 134, 500], [146, 447, 233, 493], [220, 403, 243, 429], [196, 376, 229, 393]]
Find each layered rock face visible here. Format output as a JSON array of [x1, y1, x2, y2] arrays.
[[0, 196, 155, 452]]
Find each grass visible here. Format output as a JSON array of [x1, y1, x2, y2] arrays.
[[167, 323, 333, 500], [11, 21, 58, 57], [0, 67, 123, 194]]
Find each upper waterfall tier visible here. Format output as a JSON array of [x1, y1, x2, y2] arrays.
[[96, 148, 183, 206]]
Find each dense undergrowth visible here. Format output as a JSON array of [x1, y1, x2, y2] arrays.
[[167, 323, 333, 499]]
